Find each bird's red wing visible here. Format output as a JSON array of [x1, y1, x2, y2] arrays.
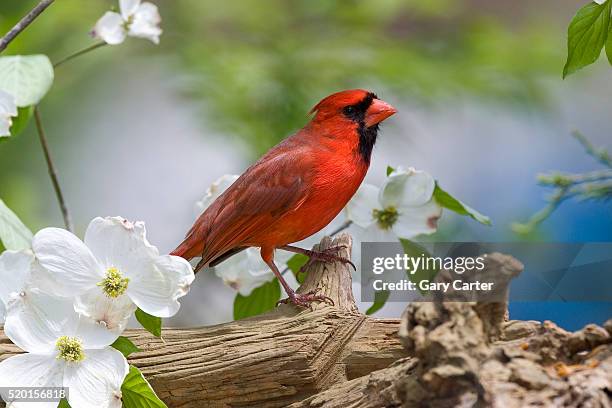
[[197, 149, 313, 265]]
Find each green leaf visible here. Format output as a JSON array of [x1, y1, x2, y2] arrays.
[[0, 198, 33, 250], [286, 253, 308, 284], [233, 278, 281, 320], [400, 239, 439, 290], [111, 336, 142, 358], [365, 290, 389, 315], [57, 399, 71, 408], [0, 55, 54, 106], [9, 106, 34, 138], [122, 365, 167, 408], [563, 0, 611, 78], [386, 165, 395, 176], [433, 184, 491, 226], [135, 308, 162, 338]]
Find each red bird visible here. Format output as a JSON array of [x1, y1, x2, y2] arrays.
[[172, 89, 397, 307]]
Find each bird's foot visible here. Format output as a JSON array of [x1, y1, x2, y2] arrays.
[[299, 245, 356, 274], [277, 288, 334, 309]]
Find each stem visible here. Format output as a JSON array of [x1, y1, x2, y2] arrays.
[[0, 0, 55, 53], [53, 42, 107, 68], [34, 107, 74, 232], [572, 130, 612, 169]]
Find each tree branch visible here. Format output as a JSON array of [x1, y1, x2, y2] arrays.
[[0, 0, 55, 54], [34, 107, 74, 232]]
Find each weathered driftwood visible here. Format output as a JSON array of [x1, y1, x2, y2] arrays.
[[0, 234, 407, 407], [292, 254, 612, 408], [2, 238, 611, 408]]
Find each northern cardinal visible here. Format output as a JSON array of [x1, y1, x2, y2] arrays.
[[172, 89, 397, 306]]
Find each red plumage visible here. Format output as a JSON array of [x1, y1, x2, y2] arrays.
[[172, 89, 396, 306]]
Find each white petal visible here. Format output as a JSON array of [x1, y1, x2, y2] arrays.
[[92, 12, 127, 45], [4, 290, 75, 353], [0, 115, 12, 137], [0, 353, 63, 408], [195, 174, 239, 213], [32, 227, 102, 294], [0, 89, 18, 117], [128, 255, 194, 317], [345, 183, 379, 228], [74, 288, 135, 339], [593, 0, 606, 4], [213, 248, 276, 296], [0, 249, 35, 306], [64, 348, 128, 408], [381, 167, 435, 209], [128, 2, 162, 44], [354, 223, 398, 243], [120, 0, 141, 19], [392, 199, 443, 239], [0, 90, 16, 137], [84, 217, 158, 280]]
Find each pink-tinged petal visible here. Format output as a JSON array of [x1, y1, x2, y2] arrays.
[[392, 199, 443, 239]]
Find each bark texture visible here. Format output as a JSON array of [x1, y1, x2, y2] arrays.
[[1, 236, 610, 408]]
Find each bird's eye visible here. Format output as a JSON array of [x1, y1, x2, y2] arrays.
[[344, 106, 356, 115]]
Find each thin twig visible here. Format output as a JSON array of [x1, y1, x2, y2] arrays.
[[572, 130, 612, 168], [34, 107, 74, 232], [0, 0, 55, 53], [53, 42, 107, 68]]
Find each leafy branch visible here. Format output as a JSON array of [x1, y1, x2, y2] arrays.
[[513, 131, 612, 234]]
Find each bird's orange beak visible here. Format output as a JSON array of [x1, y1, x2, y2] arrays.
[[365, 99, 397, 127]]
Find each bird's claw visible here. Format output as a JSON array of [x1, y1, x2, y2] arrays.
[[277, 288, 335, 309], [299, 245, 356, 273]]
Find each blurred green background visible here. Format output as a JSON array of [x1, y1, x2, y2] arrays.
[[0, 0, 610, 327]]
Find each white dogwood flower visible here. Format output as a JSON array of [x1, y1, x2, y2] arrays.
[[346, 167, 442, 241], [92, 0, 162, 45], [0, 89, 17, 137], [32, 216, 194, 335], [0, 293, 127, 408]]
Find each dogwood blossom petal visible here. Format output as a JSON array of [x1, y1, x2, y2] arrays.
[[120, 0, 141, 19], [93, 12, 127, 45], [345, 183, 379, 228], [353, 223, 398, 243], [593, 0, 606, 4], [214, 247, 277, 296], [74, 289, 136, 337], [0, 353, 63, 408], [128, 2, 162, 44], [381, 167, 435, 210], [392, 200, 442, 239], [4, 290, 75, 353], [0, 250, 34, 306], [64, 348, 128, 408], [127, 255, 194, 317], [84, 217, 158, 275], [0, 90, 17, 137], [196, 174, 240, 213], [32, 228, 103, 294]]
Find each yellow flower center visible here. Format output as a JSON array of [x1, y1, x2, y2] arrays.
[[373, 207, 399, 230], [56, 336, 85, 362], [98, 267, 129, 298]]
